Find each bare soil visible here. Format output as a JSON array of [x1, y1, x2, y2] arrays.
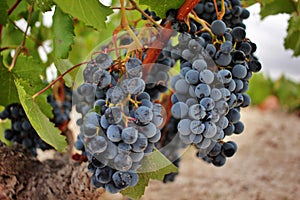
[[1, 107, 299, 200], [140, 107, 300, 200]]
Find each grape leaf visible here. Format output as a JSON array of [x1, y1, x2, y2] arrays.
[[53, 7, 75, 59], [15, 80, 67, 152], [0, 1, 9, 25], [0, 59, 20, 106], [36, 93, 54, 119], [247, 73, 273, 105], [54, 0, 113, 31], [139, 0, 184, 18], [274, 75, 300, 111], [1, 23, 23, 47], [284, 14, 300, 56], [121, 148, 178, 199], [0, 56, 52, 118], [26, 0, 54, 12], [260, 0, 296, 19], [6, 0, 29, 21], [0, 119, 12, 146]]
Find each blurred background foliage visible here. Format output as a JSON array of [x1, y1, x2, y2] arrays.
[[247, 73, 300, 111]]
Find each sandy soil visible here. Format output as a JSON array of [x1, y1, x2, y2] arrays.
[[35, 107, 299, 200], [139, 107, 300, 200]]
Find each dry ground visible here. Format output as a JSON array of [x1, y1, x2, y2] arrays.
[[139, 107, 300, 200], [33, 107, 300, 200]]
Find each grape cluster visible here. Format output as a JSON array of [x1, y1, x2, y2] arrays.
[[0, 85, 72, 155], [74, 54, 164, 192], [0, 103, 53, 155], [193, 0, 250, 29], [47, 85, 72, 126], [74, 0, 262, 188], [165, 16, 261, 167]]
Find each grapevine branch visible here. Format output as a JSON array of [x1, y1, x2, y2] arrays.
[[8, 5, 34, 71], [120, 0, 143, 50], [32, 61, 89, 99], [7, 18, 54, 65], [111, 0, 162, 28], [177, 0, 201, 21], [128, 0, 163, 29], [7, 0, 22, 15]]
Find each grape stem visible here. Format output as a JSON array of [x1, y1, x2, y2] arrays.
[[141, 0, 202, 80], [128, 0, 163, 29], [189, 11, 213, 36], [216, 0, 225, 20], [8, 5, 34, 71], [112, 26, 122, 58], [120, 0, 143, 51], [32, 61, 89, 99], [213, 0, 225, 20]]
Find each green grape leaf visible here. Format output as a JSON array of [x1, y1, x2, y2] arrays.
[[0, 119, 12, 146], [274, 75, 300, 111], [54, 58, 76, 87], [247, 73, 273, 104], [0, 1, 9, 25], [284, 14, 300, 56], [15, 80, 67, 152], [53, 7, 75, 59], [0, 55, 50, 113], [121, 148, 178, 199], [6, 0, 29, 21], [139, 0, 184, 18], [35, 93, 54, 119], [1, 23, 23, 47], [260, 0, 297, 19], [54, 0, 113, 31], [0, 59, 20, 106], [26, 0, 54, 12]]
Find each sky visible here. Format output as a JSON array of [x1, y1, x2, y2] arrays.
[[244, 4, 300, 81]]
